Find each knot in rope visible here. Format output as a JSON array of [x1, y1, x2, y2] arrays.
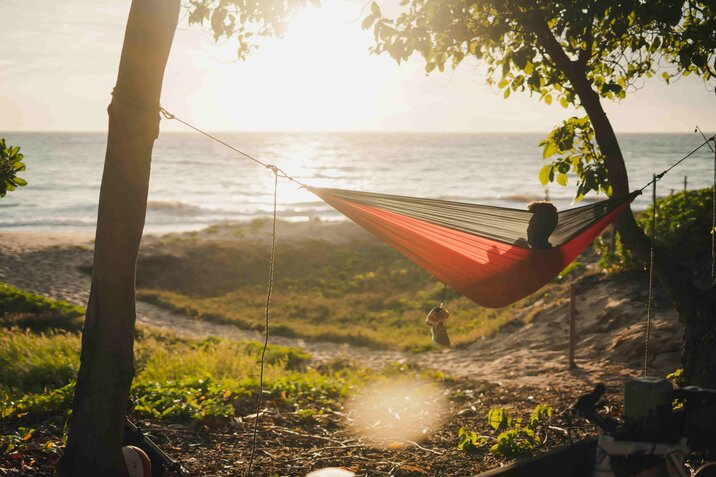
[[159, 107, 175, 120]]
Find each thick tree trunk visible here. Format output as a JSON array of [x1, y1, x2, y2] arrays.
[[527, 16, 716, 387], [56, 1, 179, 476]]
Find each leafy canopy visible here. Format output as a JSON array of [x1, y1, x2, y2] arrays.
[[0, 139, 27, 198], [365, 0, 715, 199], [186, 0, 319, 60]]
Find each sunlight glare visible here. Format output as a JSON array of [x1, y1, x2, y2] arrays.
[[198, 1, 408, 132], [346, 377, 448, 445]]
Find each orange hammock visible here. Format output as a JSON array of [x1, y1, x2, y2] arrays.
[[311, 187, 638, 308]]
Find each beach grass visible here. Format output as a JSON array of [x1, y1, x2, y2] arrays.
[[0, 284, 411, 422], [0, 283, 84, 331], [0, 329, 79, 394], [0, 325, 376, 422], [135, 225, 532, 351]]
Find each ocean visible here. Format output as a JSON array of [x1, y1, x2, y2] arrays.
[[0, 131, 713, 234]]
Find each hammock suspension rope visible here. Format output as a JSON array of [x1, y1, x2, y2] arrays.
[[247, 170, 279, 475], [644, 175, 657, 376], [695, 125, 716, 279]]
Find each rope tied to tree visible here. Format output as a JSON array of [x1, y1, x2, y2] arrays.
[[158, 107, 308, 190]]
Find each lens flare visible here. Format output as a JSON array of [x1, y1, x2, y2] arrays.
[[346, 377, 447, 445]]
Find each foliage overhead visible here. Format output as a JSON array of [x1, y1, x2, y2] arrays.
[[364, 0, 715, 199], [0, 139, 27, 198], [186, 0, 320, 60]]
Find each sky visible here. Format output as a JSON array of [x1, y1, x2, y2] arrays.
[[1, 0, 714, 133]]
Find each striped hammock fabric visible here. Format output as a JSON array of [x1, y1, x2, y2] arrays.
[[311, 187, 638, 308]]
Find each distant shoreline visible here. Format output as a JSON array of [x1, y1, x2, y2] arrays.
[[3, 130, 711, 135]]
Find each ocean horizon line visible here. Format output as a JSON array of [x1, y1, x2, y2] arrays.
[[2, 129, 710, 136]]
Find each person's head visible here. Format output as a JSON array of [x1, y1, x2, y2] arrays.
[[526, 201, 558, 249]]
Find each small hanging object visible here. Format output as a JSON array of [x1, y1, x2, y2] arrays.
[[425, 302, 451, 347]]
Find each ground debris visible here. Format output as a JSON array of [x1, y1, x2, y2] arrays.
[[1, 377, 607, 477]]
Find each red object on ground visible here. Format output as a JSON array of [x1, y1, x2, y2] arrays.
[[121, 445, 152, 477]]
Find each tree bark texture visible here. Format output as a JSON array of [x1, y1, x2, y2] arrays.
[[526, 16, 716, 387], [57, 1, 180, 475]]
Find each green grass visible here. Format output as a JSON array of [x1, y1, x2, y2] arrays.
[[136, 230, 527, 351], [0, 329, 80, 393], [0, 286, 388, 422], [0, 283, 84, 331], [0, 324, 377, 421]]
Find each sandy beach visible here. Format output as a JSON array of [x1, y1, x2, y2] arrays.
[[0, 220, 682, 392]]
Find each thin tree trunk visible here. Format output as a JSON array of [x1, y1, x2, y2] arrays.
[[526, 15, 716, 387], [57, 1, 179, 475]]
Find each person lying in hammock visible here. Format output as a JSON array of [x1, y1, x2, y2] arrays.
[[514, 201, 559, 249], [426, 201, 559, 347]]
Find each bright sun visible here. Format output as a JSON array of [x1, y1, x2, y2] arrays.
[[182, 1, 411, 133]]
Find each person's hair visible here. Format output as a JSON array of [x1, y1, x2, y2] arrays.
[[527, 201, 557, 216], [526, 201, 558, 248]]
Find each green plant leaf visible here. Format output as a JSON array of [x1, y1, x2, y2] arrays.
[[538, 165, 552, 185]]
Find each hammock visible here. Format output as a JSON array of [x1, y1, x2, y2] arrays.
[[157, 107, 712, 309], [311, 187, 639, 308]]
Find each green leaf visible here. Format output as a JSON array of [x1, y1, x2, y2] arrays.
[[544, 94, 552, 105], [497, 78, 509, 89], [556, 173, 567, 186], [542, 142, 558, 159], [361, 15, 375, 30], [488, 408, 504, 430], [503, 88, 511, 99], [650, 36, 661, 53], [560, 97, 569, 108], [370, 2, 381, 18]]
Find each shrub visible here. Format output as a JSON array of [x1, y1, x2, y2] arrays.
[[0, 139, 27, 197], [639, 187, 714, 259], [595, 187, 714, 271]]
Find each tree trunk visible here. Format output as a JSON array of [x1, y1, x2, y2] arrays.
[[570, 73, 716, 387], [57, 1, 179, 475], [526, 16, 716, 387]]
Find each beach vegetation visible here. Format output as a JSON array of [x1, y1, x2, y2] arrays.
[[363, 0, 716, 386], [0, 325, 372, 422], [0, 283, 84, 332], [0, 139, 27, 198], [458, 404, 553, 457], [594, 232, 639, 273], [640, 187, 715, 260], [595, 187, 714, 272], [0, 288, 397, 425], [135, 231, 536, 351]]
